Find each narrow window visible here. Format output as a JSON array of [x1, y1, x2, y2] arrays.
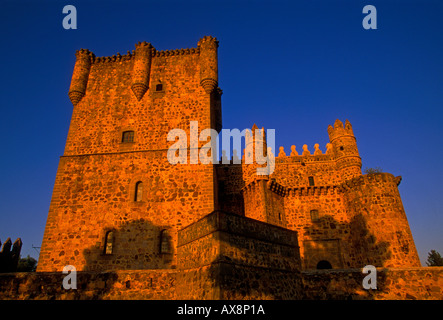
[[104, 231, 114, 255], [122, 131, 134, 143], [134, 181, 143, 202], [160, 229, 171, 254], [310, 209, 319, 222], [156, 83, 163, 91], [308, 176, 315, 186]]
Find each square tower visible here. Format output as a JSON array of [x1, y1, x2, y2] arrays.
[[37, 37, 222, 272]]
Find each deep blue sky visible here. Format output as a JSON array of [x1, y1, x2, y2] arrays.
[[0, 0, 441, 265]]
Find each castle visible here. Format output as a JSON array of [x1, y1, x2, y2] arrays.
[[8, 36, 439, 300]]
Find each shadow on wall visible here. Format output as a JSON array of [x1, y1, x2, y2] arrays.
[[82, 219, 175, 272], [197, 212, 304, 300], [0, 219, 177, 300], [302, 213, 392, 270], [217, 164, 245, 216], [54, 219, 177, 299], [202, 210, 393, 300], [301, 213, 392, 300], [207, 258, 304, 300]]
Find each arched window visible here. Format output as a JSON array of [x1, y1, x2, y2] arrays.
[[134, 181, 143, 202], [159, 229, 171, 254], [122, 130, 134, 143], [317, 260, 332, 269], [104, 231, 114, 255]]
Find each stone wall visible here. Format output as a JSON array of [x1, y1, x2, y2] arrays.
[[0, 270, 177, 300], [302, 267, 443, 300], [1, 267, 441, 300], [342, 173, 421, 267], [239, 172, 421, 271], [216, 164, 244, 215], [38, 38, 221, 272], [283, 185, 350, 269], [177, 210, 303, 299], [177, 211, 301, 271], [37, 152, 216, 272]]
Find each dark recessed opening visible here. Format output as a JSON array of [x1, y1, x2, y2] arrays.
[[308, 176, 315, 186], [310, 209, 319, 222], [134, 181, 143, 202], [317, 260, 332, 269], [156, 83, 163, 91], [122, 131, 134, 143]]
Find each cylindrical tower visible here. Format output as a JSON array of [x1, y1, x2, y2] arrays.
[[242, 124, 269, 180], [131, 41, 153, 101], [342, 173, 421, 268], [68, 49, 94, 106], [327, 119, 362, 181], [198, 36, 218, 94]]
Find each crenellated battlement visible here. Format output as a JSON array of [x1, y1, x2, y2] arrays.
[[75, 48, 95, 60], [197, 35, 219, 48], [327, 119, 355, 142], [91, 46, 201, 64], [68, 36, 216, 105], [242, 173, 404, 210], [275, 143, 334, 160], [340, 172, 402, 191], [242, 177, 341, 198]]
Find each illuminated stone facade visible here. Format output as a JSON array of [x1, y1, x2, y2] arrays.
[[29, 36, 439, 300]]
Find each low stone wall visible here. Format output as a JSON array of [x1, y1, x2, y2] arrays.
[[0, 269, 177, 300], [176, 210, 304, 299], [0, 267, 442, 300], [178, 210, 301, 271], [302, 267, 443, 300]]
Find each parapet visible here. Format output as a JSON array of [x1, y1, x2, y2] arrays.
[[177, 210, 301, 271], [327, 119, 355, 142], [339, 172, 402, 191], [275, 143, 334, 162], [67, 36, 218, 105]]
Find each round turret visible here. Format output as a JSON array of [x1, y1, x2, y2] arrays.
[[68, 49, 94, 105], [342, 173, 421, 268], [327, 119, 362, 181], [198, 36, 219, 94]]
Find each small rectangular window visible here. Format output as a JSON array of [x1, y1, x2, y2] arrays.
[[122, 131, 134, 143], [310, 210, 319, 222], [160, 230, 171, 254], [104, 231, 114, 255], [308, 176, 315, 186], [156, 83, 163, 91]]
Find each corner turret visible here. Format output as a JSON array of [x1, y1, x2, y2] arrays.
[[131, 41, 154, 101], [68, 49, 94, 106], [198, 36, 219, 94]]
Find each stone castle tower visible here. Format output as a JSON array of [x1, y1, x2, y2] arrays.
[[36, 36, 423, 299]]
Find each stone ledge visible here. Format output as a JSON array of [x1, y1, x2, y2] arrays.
[[177, 210, 299, 248]]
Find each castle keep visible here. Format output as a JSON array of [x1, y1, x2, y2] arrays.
[[15, 36, 440, 300]]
